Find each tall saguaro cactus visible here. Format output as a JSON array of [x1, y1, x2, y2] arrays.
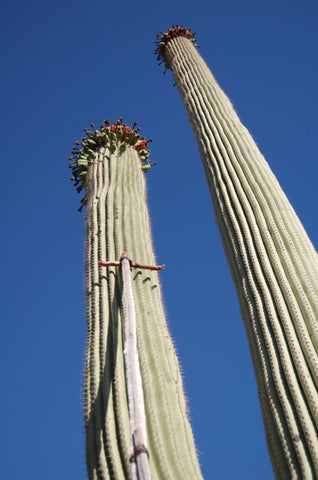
[[156, 27, 318, 479], [69, 119, 203, 480]]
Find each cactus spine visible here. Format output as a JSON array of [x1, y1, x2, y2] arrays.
[[70, 120, 203, 480], [156, 27, 318, 479]]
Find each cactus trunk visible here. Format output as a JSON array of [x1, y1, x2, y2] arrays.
[[157, 29, 318, 479], [71, 123, 203, 480]]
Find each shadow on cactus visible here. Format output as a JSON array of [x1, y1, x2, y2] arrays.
[[68, 118, 154, 211]]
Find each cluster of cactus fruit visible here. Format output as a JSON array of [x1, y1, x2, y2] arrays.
[[155, 25, 199, 72], [69, 118, 154, 211]]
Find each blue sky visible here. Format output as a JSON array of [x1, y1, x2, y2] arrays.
[[2, 1, 318, 479]]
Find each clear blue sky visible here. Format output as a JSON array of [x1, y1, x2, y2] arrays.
[[2, 1, 318, 479]]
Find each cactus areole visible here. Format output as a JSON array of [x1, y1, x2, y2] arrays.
[[69, 118, 153, 211]]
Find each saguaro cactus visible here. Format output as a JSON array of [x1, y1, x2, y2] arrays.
[[156, 26, 318, 479], [69, 119, 203, 480]]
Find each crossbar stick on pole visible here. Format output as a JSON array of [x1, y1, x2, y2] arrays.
[[98, 257, 165, 271]]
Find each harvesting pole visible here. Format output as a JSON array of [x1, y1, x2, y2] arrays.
[[69, 119, 203, 480], [156, 26, 318, 479]]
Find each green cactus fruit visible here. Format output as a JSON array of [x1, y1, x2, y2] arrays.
[[109, 140, 117, 153], [77, 158, 89, 168], [119, 142, 127, 154]]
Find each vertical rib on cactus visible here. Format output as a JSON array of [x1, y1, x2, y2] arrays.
[[70, 120, 203, 480], [156, 27, 318, 479]]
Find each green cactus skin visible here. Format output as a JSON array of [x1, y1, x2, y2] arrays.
[[157, 30, 318, 479], [70, 123, 203, 480]]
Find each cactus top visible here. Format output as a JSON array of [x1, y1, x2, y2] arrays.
[[155, 25, 199, 72], [69, 119, 153, 211]]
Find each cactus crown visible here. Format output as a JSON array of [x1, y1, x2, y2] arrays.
[[155, 25, 199, 72], [69, 118, 154, 211]]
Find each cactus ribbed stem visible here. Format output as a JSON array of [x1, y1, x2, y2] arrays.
[[158, 30, 318, 479], [70, 123, 203, 480]]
